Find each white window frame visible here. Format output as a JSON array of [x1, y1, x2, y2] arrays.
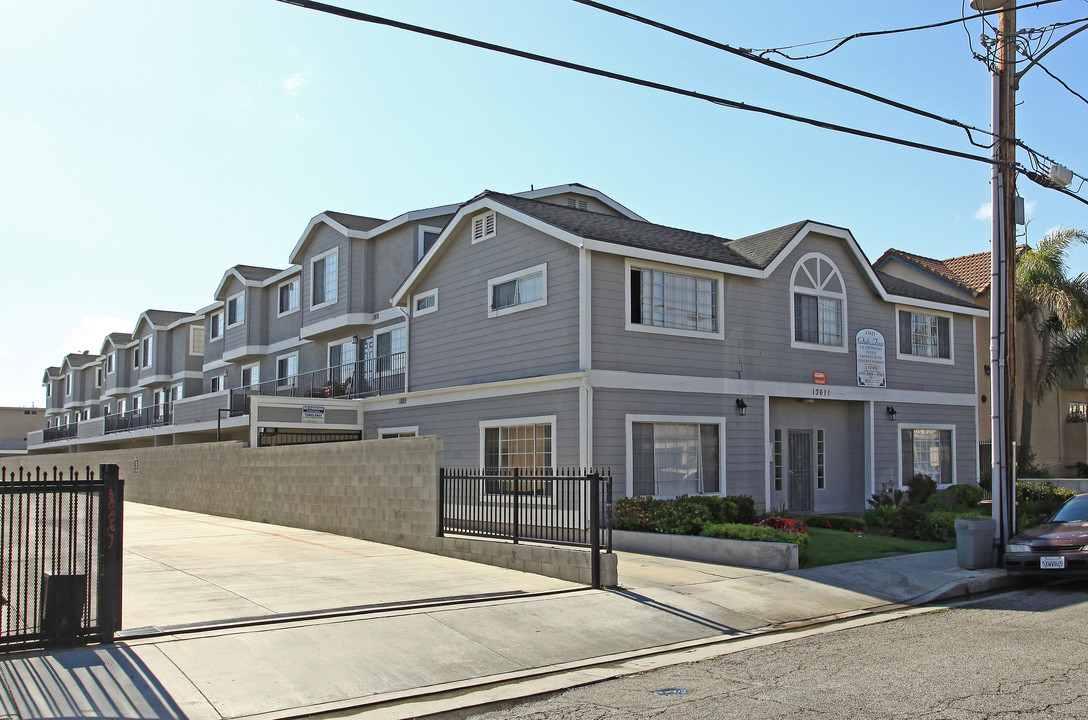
[[190, 325, 206, 356], [132, 347, 140, 368], [310, 248, 339, 309], [142, 335, 153, 368], [170, 384, 183, 402], [328, 337, 356, 369], [277, 352, 300, 389], [210, 374, 227, 393], [895, 305, 955, 365], [624, 259, 725, 340], [209, 311, 224, 341], [417, 225, 443, 262], [241, 362, 261, 388], [897, 423, 957, 488], [277, 278, 300, 317], [487, 263, 548, 318], [379, 426, 419, 439], [64, 374, 72, 396], [414, 289, 438, 317], [790, 252, 848, 353], [226, 291, 245, 328], [131, 394, 142, 412], [470, 211, 497, 244], [479, 415, 557, 473], [106, 352, 115, 375], [118, 399, 127, 415], [625, 414, 726, 498]]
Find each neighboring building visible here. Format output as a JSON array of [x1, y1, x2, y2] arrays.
[[0, 406, 45, 456], [874, 246, 1088, 474], [30, 184, 983, 513]]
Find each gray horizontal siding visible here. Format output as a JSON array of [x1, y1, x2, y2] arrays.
[[407, 218, 581, 391]]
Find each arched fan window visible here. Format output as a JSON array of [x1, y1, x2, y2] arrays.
[[790, 253, 847, 351]]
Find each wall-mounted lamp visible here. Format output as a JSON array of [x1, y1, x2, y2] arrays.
[[886, 406, 898, 421], [735, 398, 748, 416]]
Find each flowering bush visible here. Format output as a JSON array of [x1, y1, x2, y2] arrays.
[[755, 516, 809, 535]]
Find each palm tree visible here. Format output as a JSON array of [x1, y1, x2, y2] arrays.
[[1015, 226, 1088, 470]]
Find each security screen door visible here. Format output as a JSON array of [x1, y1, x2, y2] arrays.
[[788, 430, 814, 513]]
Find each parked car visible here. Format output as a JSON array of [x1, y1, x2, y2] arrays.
[[1005, 492, 1088, 576]]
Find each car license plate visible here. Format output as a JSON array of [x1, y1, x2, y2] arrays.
[[1040, 556, 1066, 570]]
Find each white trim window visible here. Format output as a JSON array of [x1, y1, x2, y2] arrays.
[[278, 278, 299, 316], [64, 374, 72, 397], [226, 292, 245, 327], [118, 399, 127, 415], [170, 384, 183, 402], [379, 426, 419, 439], [626, 260, 721, 338], [190, 325, 206, 355], [141, 336, 153, 368], [277, 353, 299, 388], [470, 211, 497, 243], [106, 352, 116, 374], [417, 225, 442, 262], [210, 312, 224, 341], [210, 374, 227, 393], [900, 425, 955, 486], [414, 289, 438, 316], [311, 249, 338, 308], [241, 363, 260, 388], [897, 308, 953, 363], [328, 338, 356, 369], [132, 346, 140, 368], [488, 264, 547, 318], [629, 416, 722, 497], [95, 367, 103, 388], [791, 253, 847, 352], [131, 394, 142, 413], [481, 416, 556, 473]]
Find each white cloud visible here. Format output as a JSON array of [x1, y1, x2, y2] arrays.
[[282, 72, 310, 96], [975, 202, 992, 221], [60, 315, 130, 356]]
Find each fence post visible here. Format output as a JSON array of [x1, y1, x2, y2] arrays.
[[97, 464, 123, 643], [437, 468, 446, 538], [589, 471, 601, 590], [512, 467, 520, 545]]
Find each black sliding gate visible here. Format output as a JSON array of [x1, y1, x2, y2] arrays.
[[0, 463, 123, 652]]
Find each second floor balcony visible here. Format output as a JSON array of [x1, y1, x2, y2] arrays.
[[104, 404, 172, 435], [229, 353, 406, 416]]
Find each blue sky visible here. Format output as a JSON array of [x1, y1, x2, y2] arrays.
[[2, 0, 1086, 406]]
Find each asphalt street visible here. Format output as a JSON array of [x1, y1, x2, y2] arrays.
[[466, 582, 1088, 720]]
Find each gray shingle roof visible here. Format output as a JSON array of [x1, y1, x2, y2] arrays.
[[875, 271, 979, 309], [728, 221, 811, 268], [64, 352, 100, 368], [143, 310, 194, 327], [233, 265, 282, 282], [104, 332, 133, 345], [325, 211, 387, 232]]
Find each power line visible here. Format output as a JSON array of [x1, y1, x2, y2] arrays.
[[275, 0, 1088, 208], [275, 0, 1003, 168], [749, 0, 1065, 61], [570, 0, 1000, 150]]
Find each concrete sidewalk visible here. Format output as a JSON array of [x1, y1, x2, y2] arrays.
[[0, 504, 1016, 720]]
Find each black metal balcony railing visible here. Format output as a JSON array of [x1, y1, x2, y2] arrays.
[[229, 353, 406, 416], [43, 423, 79, 443], [104, 403, 172, 435]]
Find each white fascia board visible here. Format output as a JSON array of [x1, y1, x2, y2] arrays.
[[289, 205, 459, 265], [223, 346, 269, 362], [512, 184, 647, 222], [587, 369, 977, 407], [137, 375, 172, 387], [391, 198, 588, 305], [196, 300, 224, 316], [264, 265, 302, 286], [202, 359, 231, 372], [213, 268, 266, 300], [170, 371, 204, 381], [581, 239, 764, 278], [165, 314, 205, 331], [886, 295, 987, 317], [299, 313, 378, 340], [361, 372, 585, 411]]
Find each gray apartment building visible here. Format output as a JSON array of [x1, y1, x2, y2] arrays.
[[30, 184, 983, 514]]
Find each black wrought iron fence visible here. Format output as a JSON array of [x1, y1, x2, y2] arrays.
[[104, 403, 171, 434], [439, 468, 612, 588], [229, 353, 407, 416], [0, 464, 123, 652], [43, 423, 79, 442]]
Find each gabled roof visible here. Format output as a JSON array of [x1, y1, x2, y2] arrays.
[[323, 212, 387, 233], [60, 352, 100, 373], [99, 332, 134, 354], [392, 190, 987, 318], [42, 366, 61, 383], [132, 309, 195, 337], [214, 265, 284, 299], [873, 245, 1028, 299]]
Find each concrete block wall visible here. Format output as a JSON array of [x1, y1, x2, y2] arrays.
[[3, 438, 612, 586]]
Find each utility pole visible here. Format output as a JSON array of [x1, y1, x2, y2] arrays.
[[977, 0, 1018, 552]]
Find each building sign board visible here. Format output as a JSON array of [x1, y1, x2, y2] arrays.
[[855, 328, 887, 388], [812, 371, 827, 385], [302, 405, 326, 424]]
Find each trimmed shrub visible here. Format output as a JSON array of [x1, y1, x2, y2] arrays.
[[907, 474, 938, 506], [864, 505, 898, 529], [1016, 481, 1078, 528], [915, 509, 964, 542], [701, 522, 810, 561], [613, 494, 758, 535], [802, 514, 867, 533], [942, 484, 984, 508]]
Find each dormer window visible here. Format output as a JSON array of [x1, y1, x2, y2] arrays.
[[142, 336, 153, 368], [471, 211, 497, 243], [226, 292, 245, 327], [311, 249, 338, 308], [790, 253, 847, 352]]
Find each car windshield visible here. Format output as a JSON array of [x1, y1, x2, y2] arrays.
[[1049, 494, 1088, 523]]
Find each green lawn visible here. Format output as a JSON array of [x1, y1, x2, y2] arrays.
[[801, 527, 954, 568]]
